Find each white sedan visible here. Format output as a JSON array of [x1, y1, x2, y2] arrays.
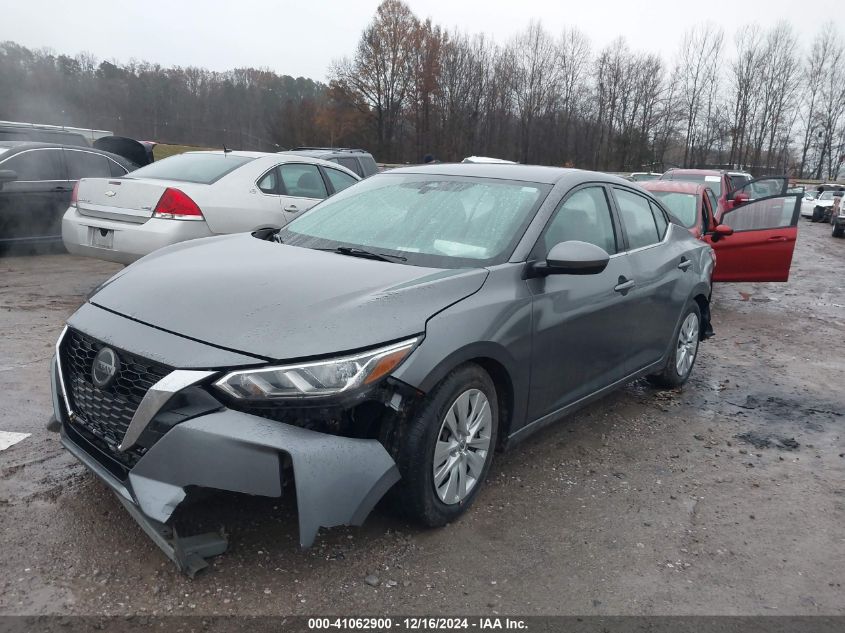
[[62, 151, 360, 264]]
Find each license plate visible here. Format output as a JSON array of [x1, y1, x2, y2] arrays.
[[89, 227, 114, 249]]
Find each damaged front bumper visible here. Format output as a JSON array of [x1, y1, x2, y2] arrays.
[[50, 330, 401, 576]]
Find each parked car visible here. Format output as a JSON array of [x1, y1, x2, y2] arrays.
[[628, 172, 662, 182], [659, 168, 787, 221], [0, 119, 107, 147], [0, 142, 135, 250], [726, 170, 753, 190], [62, 150, 361, 264], [832, 200, 845, 238], [641, 178, 800, 281], [280, 147, 379, 178], [806, 189, 844, 223], [49, 164, 804, 572], [462, 156, 517, 164]]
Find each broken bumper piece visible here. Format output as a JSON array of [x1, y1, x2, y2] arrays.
[[54, 361, 400, 575]]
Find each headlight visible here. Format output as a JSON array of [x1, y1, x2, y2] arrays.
[[214, 337, 420, 400]]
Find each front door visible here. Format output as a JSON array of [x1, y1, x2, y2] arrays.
[[527, 185, 634, 421], [706, 193, 801, 282], [0, 148, 69, 244]]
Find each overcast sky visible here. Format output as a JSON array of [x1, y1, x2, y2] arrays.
[[1, 0, 837, 81]]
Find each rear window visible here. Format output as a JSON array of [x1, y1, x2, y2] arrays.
[[127, 153, 253, 184]]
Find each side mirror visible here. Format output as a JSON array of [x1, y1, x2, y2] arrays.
[[732, 191, 749, 206], [710, 224, 733, 242], [534, 240, 610, 276]]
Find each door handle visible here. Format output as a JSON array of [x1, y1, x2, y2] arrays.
[[283, 204, 299, 212], [766, 236, 788, 242], [678, 257, 692, 271], [614, 277, 635, 294]]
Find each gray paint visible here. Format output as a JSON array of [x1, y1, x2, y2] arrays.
[[89, 233, 488, 361], [53, 165, 716, 569]]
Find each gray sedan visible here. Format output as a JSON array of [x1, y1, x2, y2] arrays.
[[50, 164, 719, 574]]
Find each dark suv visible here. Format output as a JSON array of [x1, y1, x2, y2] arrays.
[[0, 142, 135, 249], [280, 147, 379, 178]]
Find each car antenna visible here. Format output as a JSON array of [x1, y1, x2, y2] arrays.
[[223, 144, 231, 153]]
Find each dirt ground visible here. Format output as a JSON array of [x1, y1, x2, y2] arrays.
[[0, 222, 843, 617]]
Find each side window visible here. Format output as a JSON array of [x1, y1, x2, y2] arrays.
[[542, 186, 617, 255], [649, 201, 668, 238], [336, 157, 363, 177], [360, 155, 378, 176], [323, 168, 357, 194], [614, 188, 660, 249], [66, 151, 111, 179], [257, 167, 279, 194], [279, 164, 328, 199], [2, 149, 65, 180], [722, 197, 796, 231], [108, 160, 128, 177]]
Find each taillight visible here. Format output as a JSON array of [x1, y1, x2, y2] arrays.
[[70, 181, 79, 207], [152, 188, 204, 220]]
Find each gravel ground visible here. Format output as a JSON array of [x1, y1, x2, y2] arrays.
[[0, 222, 843, 616]]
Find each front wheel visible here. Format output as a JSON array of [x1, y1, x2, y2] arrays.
[[393, 364, 498, 527], [833, 223, 845, 238], [647, 303, 701, 388]]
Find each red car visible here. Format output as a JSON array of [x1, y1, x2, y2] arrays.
[[642, 179, 801, 282]]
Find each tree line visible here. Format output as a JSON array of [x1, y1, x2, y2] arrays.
[[1, 0, 843, 178]]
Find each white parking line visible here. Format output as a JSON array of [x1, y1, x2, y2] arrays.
[[0, 431, 31, 451]]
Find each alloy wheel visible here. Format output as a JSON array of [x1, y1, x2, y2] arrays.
[[675, 312, 700, 377], [433, 388, 492, 505]]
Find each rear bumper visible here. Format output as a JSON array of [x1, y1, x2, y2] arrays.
[[62, 207, 213, 264], [50, 347, 400, 573]]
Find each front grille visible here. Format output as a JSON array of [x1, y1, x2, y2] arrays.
[[60, 328, 171, 465]]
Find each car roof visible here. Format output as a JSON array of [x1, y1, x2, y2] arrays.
[[664, 168, 724, 177], [383, 162, 631, 186], [280, 148, 372, 158], [640, 180, 704, 195], [0, 140, 135, 167]]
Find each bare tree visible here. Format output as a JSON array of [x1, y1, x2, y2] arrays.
[[504, 21, 560, 163], [677, 24, 724, 167]]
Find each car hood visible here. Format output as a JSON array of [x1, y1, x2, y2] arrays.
[[89, 233, 489, 361]]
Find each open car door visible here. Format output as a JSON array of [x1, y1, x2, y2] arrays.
[[705, 192, 801, 282], [723, 176, 788, 217]]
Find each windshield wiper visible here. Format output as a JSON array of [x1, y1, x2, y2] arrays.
[[330, 246, 407, 262]]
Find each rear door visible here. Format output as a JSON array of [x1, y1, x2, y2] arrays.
[[706, 193, 801, 282], [612, 186, 689, 371], [0, 148, 68, 243], [278, 163, 328, 222]]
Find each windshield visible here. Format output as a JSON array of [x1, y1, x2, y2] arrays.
[[127, 153, 254, 184], [277, 173, 550, 268], [729, 174, 751, 190], [650, 191, 698, 228], [819, 191, 838, 201]]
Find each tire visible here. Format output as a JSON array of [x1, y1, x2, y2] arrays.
[[833, 223, 845, 238], [647, 302, 702, 388], [811, 206, 824, 222], [393, 363, 498, 527]]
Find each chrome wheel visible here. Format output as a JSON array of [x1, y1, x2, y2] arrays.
[[675, 312, 700, 377], [433, 388, 492, 505]]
